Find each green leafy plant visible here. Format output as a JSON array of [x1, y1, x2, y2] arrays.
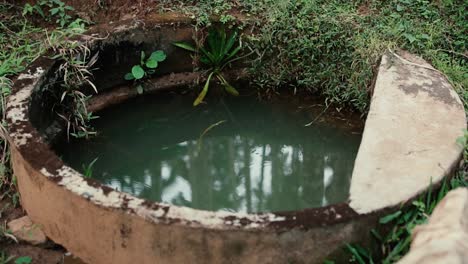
[[22, 0, 76, 27], [14, 256, 32, 264], [124, 50, 166, 94], [173, 27, 242, 106], [82, 157, 98, 178]]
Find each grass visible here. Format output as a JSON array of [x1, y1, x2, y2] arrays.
[[157, 0, 467, 113], [0, 2, 89, 200], [342, 131, 467, 263], [0, 3, 49, 201], [344, 167, 467, 263]]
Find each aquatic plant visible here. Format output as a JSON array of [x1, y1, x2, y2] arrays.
[[124, 50, 167, 94], [173, 27, 242, 106]]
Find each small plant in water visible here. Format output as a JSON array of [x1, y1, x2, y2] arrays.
[[124, 50, 166, 94], [82, 157, 98, 178], [173, 27, 242, 106]]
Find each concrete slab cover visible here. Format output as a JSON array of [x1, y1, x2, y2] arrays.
[[349, 51, 466, 214]]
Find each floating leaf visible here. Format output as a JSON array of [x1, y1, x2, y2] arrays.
[[131, 65, 145, 80]]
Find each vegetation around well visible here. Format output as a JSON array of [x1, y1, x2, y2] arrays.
[[0, 0, 466, 262], [160, 0, 467, 112]]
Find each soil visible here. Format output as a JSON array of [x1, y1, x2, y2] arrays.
[[0, 195, 86, 264]]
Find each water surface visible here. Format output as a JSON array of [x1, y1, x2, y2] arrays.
[[57, 93, 362, 213]]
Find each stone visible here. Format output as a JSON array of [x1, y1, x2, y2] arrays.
[[7, 215, 47, 245], [349, 50, 466, 214], [397, 188, 468, 264]]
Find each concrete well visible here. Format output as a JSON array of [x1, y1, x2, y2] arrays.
[[5, 17, 466, 264]]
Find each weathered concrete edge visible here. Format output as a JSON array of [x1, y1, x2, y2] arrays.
[[349, 51, 466, 214], [7, 19, 426, 264], [5, 20, 365, 234]]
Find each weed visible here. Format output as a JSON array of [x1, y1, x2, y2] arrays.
[[345, 170, 467, 263], [1, 3, 94, 141], [22, 0, 78, 27], [124, 50, 167, 94], [82, 157, 99, 178], [43, 23, 100, 139], [0, 3, 48, 204], [0, 2, 94, 199], [158, 0, 467, 113], [174, 27, 243, 105], [158, 0, 235, 26], [0, 252, 32, 264]]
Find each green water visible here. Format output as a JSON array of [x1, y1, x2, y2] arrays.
[[56, 93, 362, 213]]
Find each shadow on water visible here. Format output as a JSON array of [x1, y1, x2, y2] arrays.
[[55, 92, 363, 213]]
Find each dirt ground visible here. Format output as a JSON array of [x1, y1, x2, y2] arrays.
[[0, 195, 72, 264]]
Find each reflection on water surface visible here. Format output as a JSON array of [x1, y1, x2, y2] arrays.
[[56, 93, 362, 213]]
